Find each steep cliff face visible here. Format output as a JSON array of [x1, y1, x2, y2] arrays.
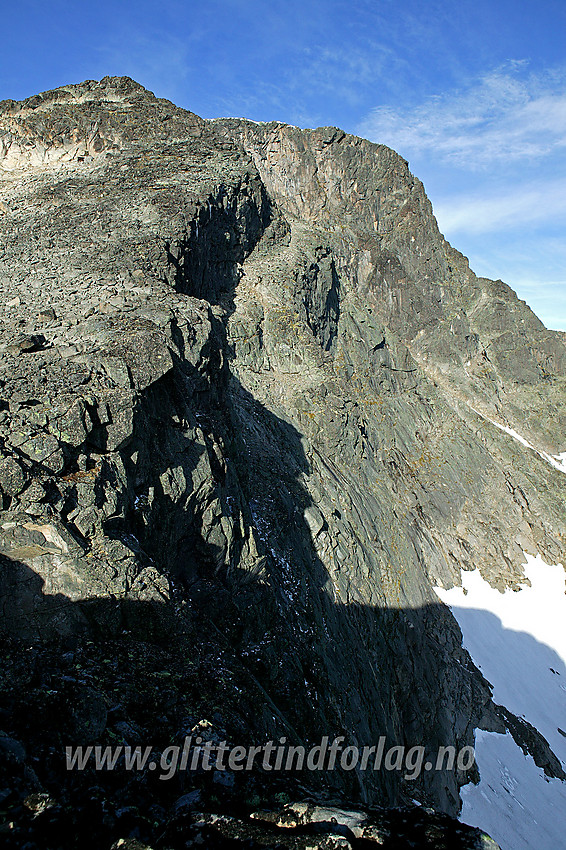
[[0, 77, 564, 847], [215, 118, 566, 448]]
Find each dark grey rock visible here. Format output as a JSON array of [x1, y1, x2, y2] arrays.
[[0, 734, 26, 763], [0, 457, 26, 495]]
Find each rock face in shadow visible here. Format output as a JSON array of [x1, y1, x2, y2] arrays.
[[0, 76, 564, 846]]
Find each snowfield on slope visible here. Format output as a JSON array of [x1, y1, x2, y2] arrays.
[[469, 406, 566, 474], [435, 555, 566, 850]]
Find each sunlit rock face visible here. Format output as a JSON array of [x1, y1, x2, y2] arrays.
[[0, 77, 564, 847]]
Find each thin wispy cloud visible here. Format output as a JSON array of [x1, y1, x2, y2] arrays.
[[293, 41, 404, 109], [433, 178, 566, 234], [357, 64, 566, 168], [210, 34, 405, 126]]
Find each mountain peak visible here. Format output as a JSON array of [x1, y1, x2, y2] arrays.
[[0, 79, 563, 850]]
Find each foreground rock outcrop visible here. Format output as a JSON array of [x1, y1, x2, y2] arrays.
[[0, 76, 564, 847]]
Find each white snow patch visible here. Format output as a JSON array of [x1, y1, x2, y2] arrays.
[[461, 730, 566, 850], [435, 555, 566, 850], [470, 407, 566, 474], [552, 450, 566, 472]]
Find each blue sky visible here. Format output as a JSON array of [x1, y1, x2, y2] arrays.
[[2, 0, 565, 328]]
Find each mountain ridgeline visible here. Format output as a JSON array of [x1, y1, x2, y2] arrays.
[[0, 76, 564, 848]]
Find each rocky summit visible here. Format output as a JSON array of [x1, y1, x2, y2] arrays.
[[0, 76, 564, 849]]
